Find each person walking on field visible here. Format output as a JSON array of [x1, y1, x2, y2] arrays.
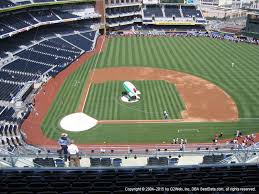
[[67, 140, 80, 167], [163, 110, 169, 119]]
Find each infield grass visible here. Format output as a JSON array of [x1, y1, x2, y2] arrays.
[[84, 80, 185, 120], [41, 36, 259, 143]]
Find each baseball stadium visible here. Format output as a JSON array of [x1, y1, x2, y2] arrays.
[[1, 0, 259, 193]]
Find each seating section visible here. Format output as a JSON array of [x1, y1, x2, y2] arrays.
[[182, 6, 203, 18], [33, 158, 55, 167], [0, 15, 28, 30], [202, 154, 225, 164], [0, 0, 93, 9], [144, 5, 163, 17], [62, 34, 94, 51], [0, 164, 258, 193], [107, 16, 141, 25], [0, 0, 15, 9], [143, 4, 204, 21], [0, 82, 21, 101], [164, 5, 181, 18], [0, 0, 62, 9], [0, 107, 15, 121], [0, 20, 98, 106], [33, 0, 55, 2], [0, 71, 40, 83], [53, 10, 78, 19], [14, 12, 39, 25], [80, 31, 99, 41], [30, 10, 60, 22], [0, 123, 22, 150], [106, 6, 141, 15], [3, 59, 53, 75], [16, 1, 31, 5], [0, 106, 5, 113], [0, 9, 86, 38]]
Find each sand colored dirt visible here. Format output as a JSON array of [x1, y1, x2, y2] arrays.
[[81, 67, 238, 122]]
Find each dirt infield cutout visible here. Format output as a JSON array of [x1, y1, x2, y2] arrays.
[[80, 67, 238, 122]]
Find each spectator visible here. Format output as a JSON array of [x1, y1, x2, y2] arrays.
[[58, 133, 70, 161], [67, 140, 80, 167], [172, 138, 176, 144]]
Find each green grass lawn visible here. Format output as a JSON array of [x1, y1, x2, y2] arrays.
[[40, 36, 259, 143], [84, 80, 185, 120]]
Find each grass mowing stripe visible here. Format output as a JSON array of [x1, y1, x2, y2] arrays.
[[142, 80, 153, 120], [156, 81, 174, 118], [166, 83, 184, 118]]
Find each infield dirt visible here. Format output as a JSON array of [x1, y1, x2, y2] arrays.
[[80, 67, 238, 123]]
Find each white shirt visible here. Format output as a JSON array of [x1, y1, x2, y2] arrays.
[[67, 144, 79, 155]]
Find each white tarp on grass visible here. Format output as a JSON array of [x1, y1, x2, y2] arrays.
[[60, 112, 97, 132]]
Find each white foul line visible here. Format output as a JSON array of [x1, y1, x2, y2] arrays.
[[81, 36, 106, 112]]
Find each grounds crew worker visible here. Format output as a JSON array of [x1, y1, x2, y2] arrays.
[[163, 110, 169, 119]]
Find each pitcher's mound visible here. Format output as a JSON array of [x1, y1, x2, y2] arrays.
[[60, 112, 97, 132], [121, 95, 139, 103]]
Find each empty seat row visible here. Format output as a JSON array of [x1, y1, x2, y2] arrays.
[[0, 71, 39, 83], [202, 154, 225, 164], [0, 124, 18, 136], [0, 164, 258, 193], [0, 0, 15, 9], [106, 6, 141, 15], [0, 107, 15, 121], [0, 9, 84, 37], [1, 136, 22, 148], [62, 34, 94, 51], [0, 82, 21, 101], [182, 6, 203, 18]]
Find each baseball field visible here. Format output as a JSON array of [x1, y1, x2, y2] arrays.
[[40, 36, 259, 144]]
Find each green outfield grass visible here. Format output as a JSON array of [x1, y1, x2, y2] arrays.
[[84, 80, 185, 120], [41, 36, 259, 143]]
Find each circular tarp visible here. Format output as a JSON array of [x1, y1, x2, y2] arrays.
[[60, 112, 97, 132]]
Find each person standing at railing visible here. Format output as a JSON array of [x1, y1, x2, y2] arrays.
[[58, 133, 70, 162], [67, 140, 80, 167]]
